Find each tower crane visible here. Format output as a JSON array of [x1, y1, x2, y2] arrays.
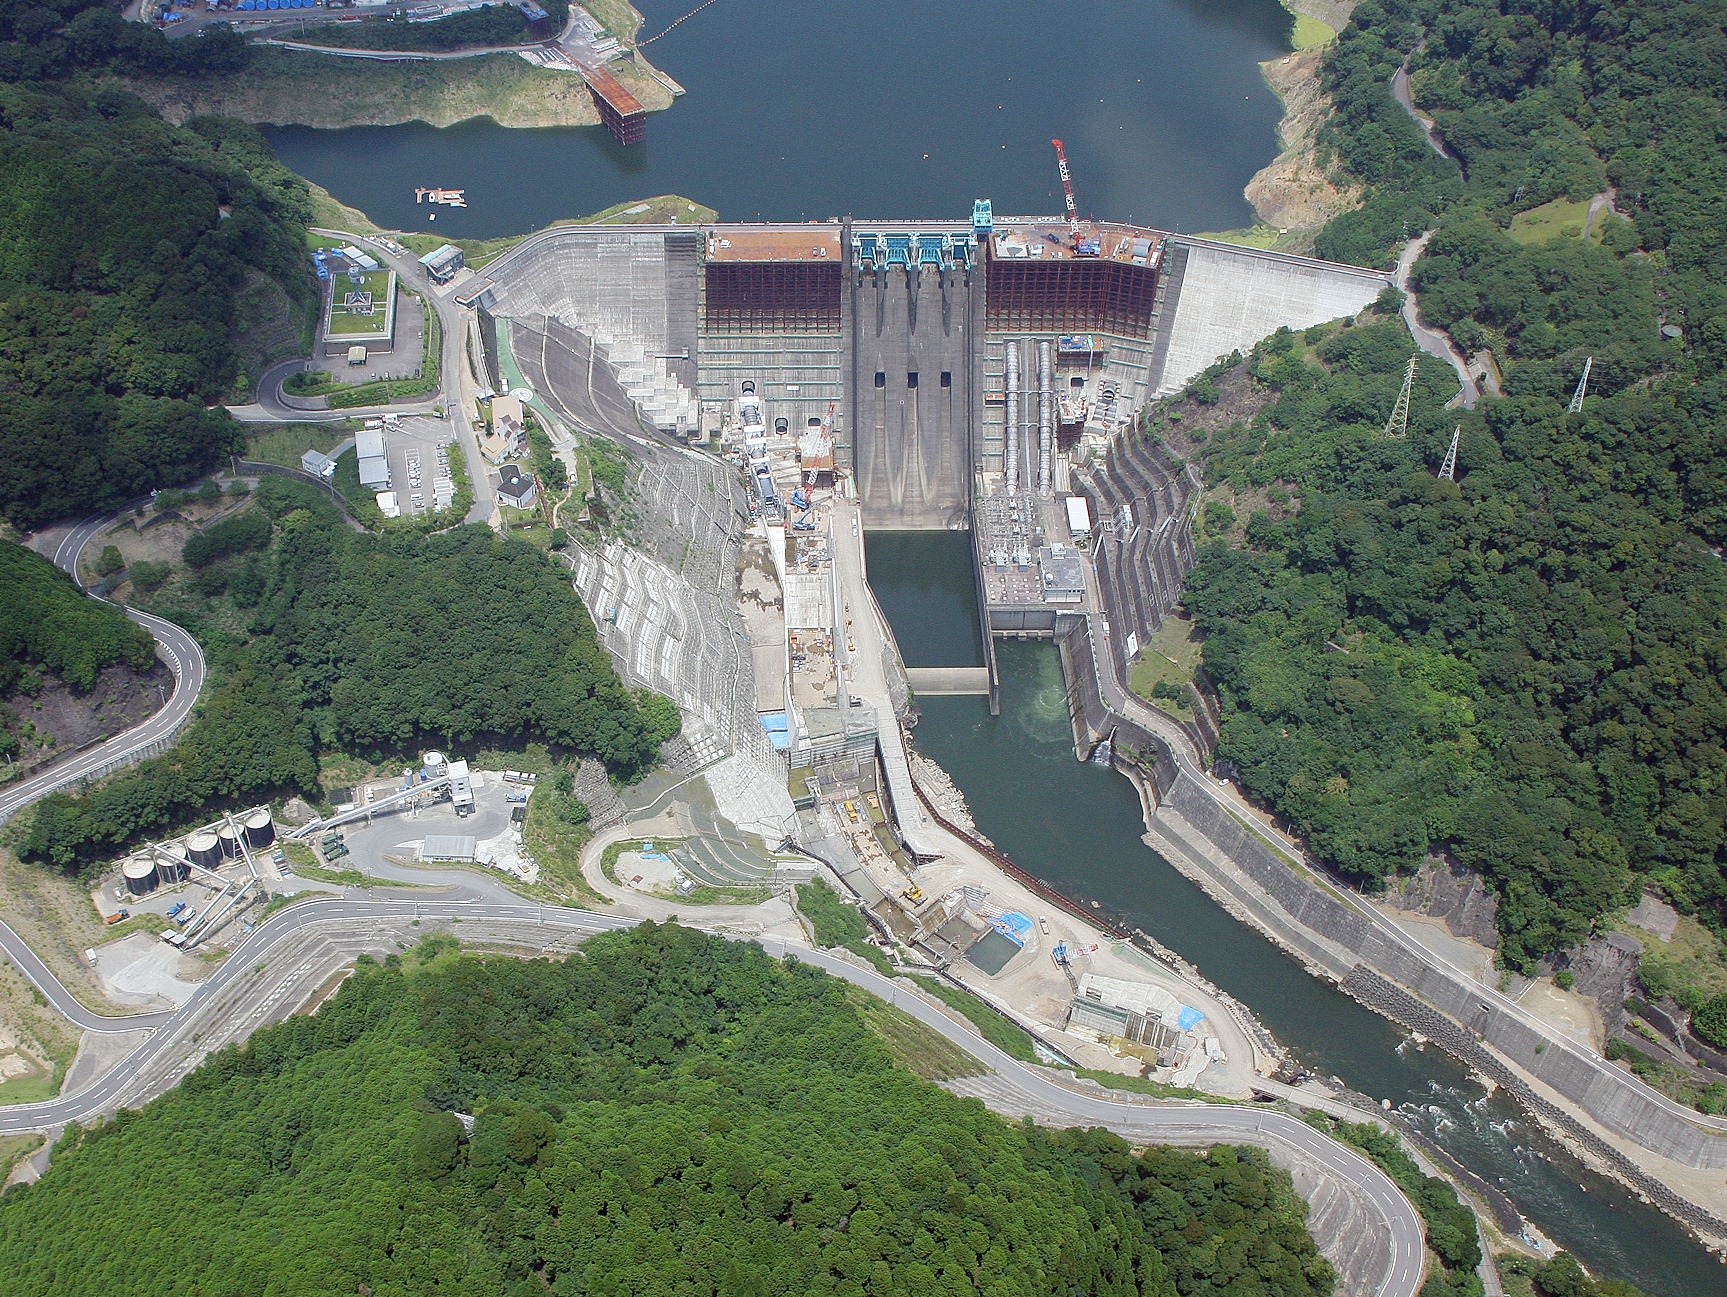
[[1051, 139, 1081, 244], [1050, 139, 1091, 255]]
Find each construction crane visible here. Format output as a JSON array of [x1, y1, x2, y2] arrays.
[[1051, 139, 1081, 245]]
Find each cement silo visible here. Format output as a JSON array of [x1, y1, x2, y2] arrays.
[[122, 854, 158, 897], [217, 822, 241, 860], [243, 808, 276, 851], [187, 830, 221, 871], [156, 846, 191, 885], [422, 750, 448, 781]]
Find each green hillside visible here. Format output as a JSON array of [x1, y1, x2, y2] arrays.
[[1184, 0, 1727, 969], [0, 925, 1333, 1297]]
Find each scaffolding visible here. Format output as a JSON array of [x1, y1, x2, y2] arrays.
[[986, 258, 1158, 337]]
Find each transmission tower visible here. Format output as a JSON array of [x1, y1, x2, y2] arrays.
[[1384, 354, 1418, 438], [1438, 426, 1460, 481], [1568, 356, 1593, 414]]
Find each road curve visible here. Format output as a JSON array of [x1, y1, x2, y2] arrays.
[[0, 898, 1426, 1297], [0, 515, 207, 827]]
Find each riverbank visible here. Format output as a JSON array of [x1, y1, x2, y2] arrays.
[[113, 44, 671, 130]]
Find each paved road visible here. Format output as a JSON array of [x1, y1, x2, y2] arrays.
[[0, 895, 1425, 1297], [0, 515, 207, 828], [1074, 606, 1727, 1150], [1394, 233, 1485, 410]]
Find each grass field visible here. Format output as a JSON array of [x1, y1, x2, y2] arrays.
[[845, 987, 984, 1081], [1508, 197, 1595, 245], [1290, 13, 1336, 48], [244, 422, 349, 469], [1127, 614, 1202, 719], [326, 269, 395, 337]]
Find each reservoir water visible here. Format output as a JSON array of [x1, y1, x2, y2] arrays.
[[869, 532, 1721, 1297], [266, 0, 1290, 237], [271, 0, 1724, 1286]]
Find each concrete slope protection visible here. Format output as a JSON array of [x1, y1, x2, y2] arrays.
[[0, 513, 207, 828], [0, 897, 1426, 1297], [1065, 609, 1727, 1180]]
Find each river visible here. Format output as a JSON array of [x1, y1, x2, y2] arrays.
[[868, 531, 1721, 1297], [267, 0, 1723, 1286], [266, 0, 1290, 237]]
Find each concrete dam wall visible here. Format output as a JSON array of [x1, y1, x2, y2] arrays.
[[848, 262, 979, 530], [1151, 238, 1389, 396]]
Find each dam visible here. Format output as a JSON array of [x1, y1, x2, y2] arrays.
[[478, 206, 1386, 712]]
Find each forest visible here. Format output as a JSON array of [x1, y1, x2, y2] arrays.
[[0, 55, 312, 526], [0, 925, 1335, 1297], [1178, 0, 1727, 968], [0, 543, 156, 699], [17, 481, 675, 871]]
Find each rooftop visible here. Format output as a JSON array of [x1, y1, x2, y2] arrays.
[[707, 226, 842, 263], [990, 219, 1165, 267]]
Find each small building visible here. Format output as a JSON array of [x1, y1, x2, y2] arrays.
[[339, 244, 380, 271], [300, 449, 337, 481], [1064, 494, 1092, 539], [355, 429, 390, 489], [1037, 544, 1086, 604], [347, 345, 368, 367], [376, 491, 400, 519], [418, 242, 465, 284], [1068, 972, 1189, 1061], [495, 463, 538, 509], [445, 759, 474, 814]]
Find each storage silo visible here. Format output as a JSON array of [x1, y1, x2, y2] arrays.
[[244, 808, 276, 851], [217, 822, 241, 860], [122, 855, 158, 897], [157, 846, 191, 885], [422, 750, 448, 781], [187, 829, 221, 870]]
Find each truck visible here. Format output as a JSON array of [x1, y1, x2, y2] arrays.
[[103, 909, 130, 925], [175, 908, 196, 927], [166, 901, 186, 919]]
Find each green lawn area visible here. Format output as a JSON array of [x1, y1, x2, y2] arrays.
[[1127, 614, 1202, 718], [1290, 13, 1336, 48], [326, 269, 395, 337], [1507, 197, 1596, 245], [244, 422, 348, 469]]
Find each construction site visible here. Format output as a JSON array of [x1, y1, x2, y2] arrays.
[[453, 153, 1388, 1078]]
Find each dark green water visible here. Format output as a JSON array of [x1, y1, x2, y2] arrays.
[[266, 0, 1291, 237], [874, 532, 1723, 1297]]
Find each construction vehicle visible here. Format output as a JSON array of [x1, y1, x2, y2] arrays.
[[900, 884, 924, 904]]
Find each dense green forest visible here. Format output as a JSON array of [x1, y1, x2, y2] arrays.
[[0, 10, 311, 528], [0, 926, 1334, 1297], [0, 542, 155, 697], [18, 480, 674, 870], [1178, 0, 1727, 968]]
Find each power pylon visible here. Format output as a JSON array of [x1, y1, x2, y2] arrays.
[[1568, 356, 1593, 414], [1438, 426, 1460, 481], [1384, 354, 1418, 438]]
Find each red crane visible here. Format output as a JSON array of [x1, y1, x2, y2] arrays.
[[1051, 138, 1080, 243]]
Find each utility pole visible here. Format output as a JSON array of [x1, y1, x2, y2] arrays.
[[1568, 356, 1593, 414], [1384, 354, 1418, 438], [1438, 426, 1460, 481]]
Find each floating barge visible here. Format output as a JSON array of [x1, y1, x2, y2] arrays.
[[415, 188, 468, 208]]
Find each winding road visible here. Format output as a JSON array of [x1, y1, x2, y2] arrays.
[[0, 514, 206, 828], [0, 546, 1428, 1297], [0, 890, 1428, 1297]]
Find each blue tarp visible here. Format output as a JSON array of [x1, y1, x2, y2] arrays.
[[1176, 1005, 1205, 1032]]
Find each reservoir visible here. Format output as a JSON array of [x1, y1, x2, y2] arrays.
[[266, 0, 1290, 237], [871, 531, 1721, 1297]]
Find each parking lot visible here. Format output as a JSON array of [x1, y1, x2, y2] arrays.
[[379, 415, 456, 516]]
